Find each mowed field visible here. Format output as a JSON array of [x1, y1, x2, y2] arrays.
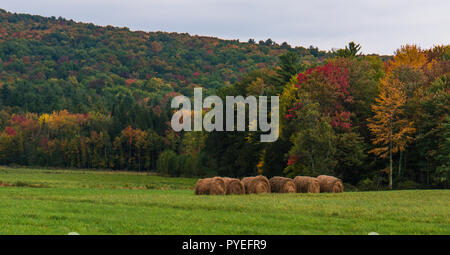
[[0, 167, 448, 235]]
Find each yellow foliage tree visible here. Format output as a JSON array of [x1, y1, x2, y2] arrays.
[[367, 76, 416, 189], [388, 44, 428, 71]]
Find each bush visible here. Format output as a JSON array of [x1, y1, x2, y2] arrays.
[[343, 183, 358, 192], [395, 180, 421, 190], [357, 178, 378, 191]]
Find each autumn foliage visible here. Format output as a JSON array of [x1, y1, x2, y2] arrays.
[[0, 9, 448, 189]]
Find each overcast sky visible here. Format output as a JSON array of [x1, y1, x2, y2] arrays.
[[1, 0, 449, 54]]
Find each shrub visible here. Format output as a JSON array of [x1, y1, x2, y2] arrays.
[[357, 178, 378, 191], [343, 182, 358, 192], [395, 180, 421, 190]]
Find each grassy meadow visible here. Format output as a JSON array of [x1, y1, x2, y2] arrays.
[[0, 167, 448, 235]]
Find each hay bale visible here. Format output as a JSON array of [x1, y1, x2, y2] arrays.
[[210, 177, 226, 195], [194, 177, 226, 195], [317, 175, 344, 193], [269, 177, 296, 193], [214, 177, 245, 195], [194, 178, 209, 195], [241, 175, 271, 194], [293, 176, 320, 193]]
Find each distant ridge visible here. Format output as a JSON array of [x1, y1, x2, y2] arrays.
[[0, 8, 331, 95]]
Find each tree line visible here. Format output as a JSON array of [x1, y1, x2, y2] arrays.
[[0, 9, 448, 190]]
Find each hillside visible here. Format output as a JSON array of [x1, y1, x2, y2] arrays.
[[0, 8, 326, 171], [0, 8, 328, 111]]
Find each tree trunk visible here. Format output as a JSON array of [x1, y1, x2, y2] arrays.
[[398, 150, 403, 178], [389, 139, 393, 189], [404, 150, 407, 177]]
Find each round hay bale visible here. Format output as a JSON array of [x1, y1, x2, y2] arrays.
[[317, 175, 344, 193], [194, 177, 226, 195], [332, 179, 344, 193], [293, 176, 320, 193], [214, 177, 245, 195], [269, 177, 296, 193], [241, 175, 270, 194], [210, 177, 226, 195], [194, 178, 209, 195]]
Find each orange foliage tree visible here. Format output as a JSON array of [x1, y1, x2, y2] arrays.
[[368, 75, 416, 189]]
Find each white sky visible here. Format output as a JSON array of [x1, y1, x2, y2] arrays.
[[1, 0, 449, 54]]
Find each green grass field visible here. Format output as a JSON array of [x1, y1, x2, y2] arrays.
[[0, 167, 448, 235]]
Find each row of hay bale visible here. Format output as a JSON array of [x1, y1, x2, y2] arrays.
[[195, 177, 246, 195], [194, 175, 343, 195]]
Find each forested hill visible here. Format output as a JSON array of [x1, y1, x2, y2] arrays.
[[0, 9, 327, 103], [0, 8, 327, 172]]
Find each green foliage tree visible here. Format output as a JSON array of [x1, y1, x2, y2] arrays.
[[156, 149, 177, 176], [274, 52, 305, 89], [284, 101, 337, 177], [336, 42, 362, 58]]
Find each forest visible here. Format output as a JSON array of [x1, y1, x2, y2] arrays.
[[0, 9, 448, 190]]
